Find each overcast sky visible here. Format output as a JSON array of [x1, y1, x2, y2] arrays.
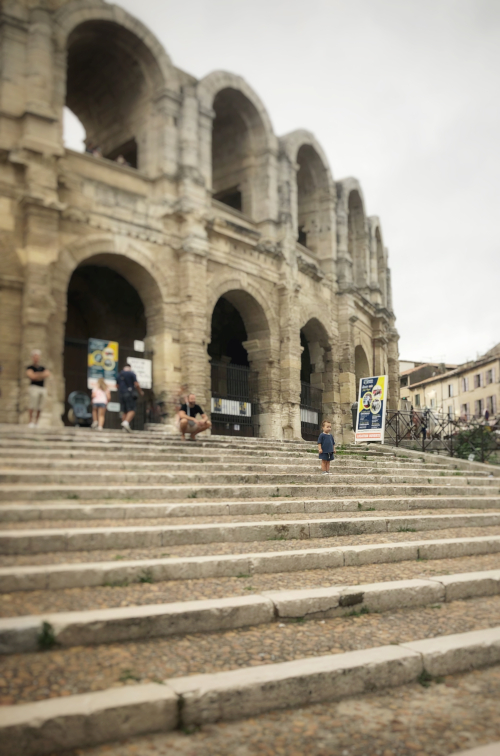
[[65, 0, 500, 365]]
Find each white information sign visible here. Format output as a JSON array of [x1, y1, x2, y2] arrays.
[[134, 340, 145, 352], [128, 357, 152, 390], [211, 397, 251, 417], [107, 402, 120, 413]]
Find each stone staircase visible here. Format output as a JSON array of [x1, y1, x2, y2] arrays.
[[0, 426, 499, 755]]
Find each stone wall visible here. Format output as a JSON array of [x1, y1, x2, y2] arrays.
[[0, 0, 399, 439]]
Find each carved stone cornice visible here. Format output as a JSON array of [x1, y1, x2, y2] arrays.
[[297, 255, 324, 281]]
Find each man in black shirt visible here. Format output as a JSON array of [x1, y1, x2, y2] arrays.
[[26, 350, 51, 427], [179, 393, 211, 441], [117, 364, 144, 433]]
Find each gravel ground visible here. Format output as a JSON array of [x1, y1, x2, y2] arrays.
[[1, 525, 500, 567], [1, 595, 499, 705], [61, 664, 500, 756], [1, 552, 499, 617], [1, 507, 497, 529]]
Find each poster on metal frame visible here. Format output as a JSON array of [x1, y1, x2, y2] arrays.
[[87, 338, 119, 389], [355, 375, 388, 443]]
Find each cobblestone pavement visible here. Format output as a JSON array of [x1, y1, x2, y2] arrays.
[[1, 552, 499, 616], [61, 664, 500, 756], [2, 525, 500, 568], [2, 595, 499, 705], [1, 506, 496, 529]]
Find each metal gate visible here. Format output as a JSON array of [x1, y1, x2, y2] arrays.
[[210, 361, 259, 437], [300, 382, 323, 441]]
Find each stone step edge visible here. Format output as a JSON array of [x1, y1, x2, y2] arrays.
[[0, 483, 496, 503], [1, 570, 499, 655], [2, 535, 500, 593], [1, 496, 500, 521], [1, 626, 499, 756], [2, 497, 499, 522], [2, 512, 500, 555]]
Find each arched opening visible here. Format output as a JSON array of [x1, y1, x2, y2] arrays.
[[63, 255, 162, 429], [211, 88, 267, 218], [300, 318, 332, 440], [208, 290, 271, 436], [355, 345, 371, 398], [65, 20, 162, 170], [348, 190, 367, 287], [296, 144, 328, 255], [63, 106, 86, 151]]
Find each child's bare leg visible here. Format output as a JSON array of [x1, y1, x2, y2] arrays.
[[326, 460, 330, 472], [321, 459, 327, 472]]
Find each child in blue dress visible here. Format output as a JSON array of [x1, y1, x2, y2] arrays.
[[317, 419, 335, 474]]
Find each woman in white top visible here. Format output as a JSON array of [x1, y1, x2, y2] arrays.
[[91, 378, 111, 430]]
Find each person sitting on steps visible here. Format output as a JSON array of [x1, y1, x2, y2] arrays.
[[179, 393, 212, 441]]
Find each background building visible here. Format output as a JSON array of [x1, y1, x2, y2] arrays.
[[0, 0, 399, 439], [401, 345, 500, 419]]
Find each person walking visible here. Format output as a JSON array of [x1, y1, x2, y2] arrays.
[[91, 377, 111, 431], [117, 363, 143, 433], [179, 394, 211, 440], [26, 350, 51, 427], [317, 419, 335, 474]]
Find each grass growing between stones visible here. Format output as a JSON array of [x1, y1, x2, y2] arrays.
[[37, 621, 57, 651]]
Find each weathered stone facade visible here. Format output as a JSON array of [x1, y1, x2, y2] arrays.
[[0, 0, 399, 439]]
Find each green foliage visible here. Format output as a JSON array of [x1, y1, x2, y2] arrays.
[[138, 569, 153, 583], [453, 425, 498, 464], [38, 621, 57, 651], [119, 669, 140, 682]]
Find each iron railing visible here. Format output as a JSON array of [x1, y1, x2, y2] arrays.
[[210, 361, 259, 436], [385, 410, 500, 464], [300, 381, 323, 440]]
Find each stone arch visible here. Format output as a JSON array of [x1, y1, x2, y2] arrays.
[[207, 278, 278, 436], [54, 1, 177, 91], [336, 177, 369, 287], [48, 235, 170, 421], [198, 72, 278, 222], [300, 316, 334, 430], [368, 217, 387, 306], [280, 130, 335, 264], [54, 2, 179, 174]]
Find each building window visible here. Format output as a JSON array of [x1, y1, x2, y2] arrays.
[[486, 396, 497, 414], [430, 397, 435, 408], [415, 394, 420, 407], [474, 373, 482, 389], [461, 403, 469, 419], [462, 377, 469, 392], [400, 376, 408, 387], [448, 384, 453, 397], [474, 399, 484, 417], [485, 368, 495, 385], [447, 405, 454, 417]]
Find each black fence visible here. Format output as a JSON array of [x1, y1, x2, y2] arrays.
[[385, 410, 500, 464], [300, 381, 323, 441], [210, 361, 259, 437]]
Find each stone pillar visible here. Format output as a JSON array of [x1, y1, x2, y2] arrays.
[[337, 293, 358, 441], [387, 328, 400, 411], [278, 283, 301, 439], [19, 201, 61, 426]]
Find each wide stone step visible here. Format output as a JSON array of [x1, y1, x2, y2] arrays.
[[2, 570, 498, 654], [1, 625, 499, 755], [2, 535, 500, 591], [0, 458, 443, 474], [0, 481, 496, 502], [2, 468, 489, 487], [2, 513, 499, 554], [2, 495, 499, 522]]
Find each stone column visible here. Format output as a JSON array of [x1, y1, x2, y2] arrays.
[[278, 283, 301, 439], [387, 328, 400, 411], [337, 293, 358, 441]]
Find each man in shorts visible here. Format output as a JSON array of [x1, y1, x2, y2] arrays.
[[26, 350, 51, 427], [179, 394, 212, 441], [117, 364, 144, 432]]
